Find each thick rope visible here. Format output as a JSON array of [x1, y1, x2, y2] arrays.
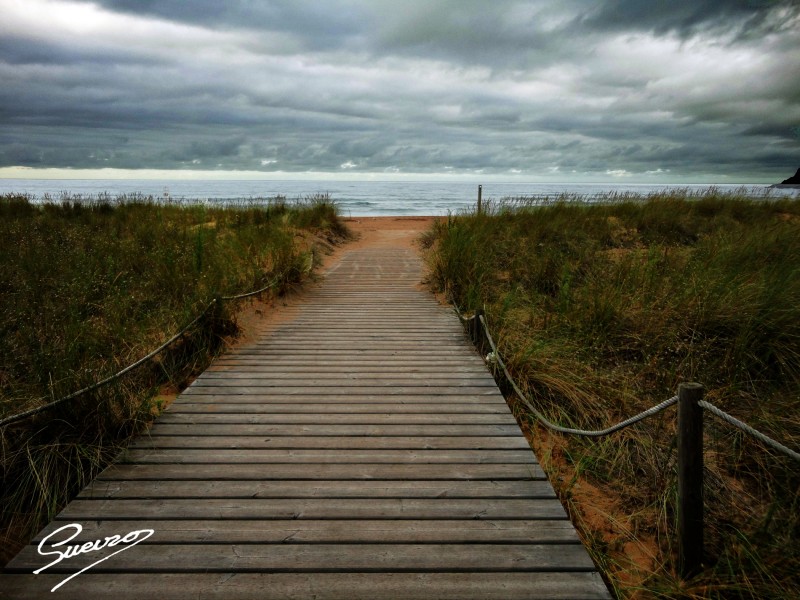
[[0, 276, 280, 428], [460, 307, 800, 458], [220, 275, 280, 301], [478, 315, 677, 437], [699, 400, 800, 462]]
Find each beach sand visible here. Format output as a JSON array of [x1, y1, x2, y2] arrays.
[[341, 215, 437, 250]]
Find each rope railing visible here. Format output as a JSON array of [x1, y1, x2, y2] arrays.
[[0, 275, 282, 429], [698, 400, 800, 462], [454, 307, 800, 461], [454, 302, 800, 578], [479, 314, 679, 437]]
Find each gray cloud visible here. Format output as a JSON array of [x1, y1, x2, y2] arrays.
[[93, 0, 368, 51], [578, 0, 796, 36], [1, 0, 798, 181]]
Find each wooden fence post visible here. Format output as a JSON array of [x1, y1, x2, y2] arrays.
[[477, 185, 482, 215], [471, 308, 485, 347], [677, 382, 705, 578]]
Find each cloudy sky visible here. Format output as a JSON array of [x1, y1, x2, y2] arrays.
[[1, 0, 798, 182]]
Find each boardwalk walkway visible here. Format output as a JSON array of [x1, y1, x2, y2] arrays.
[[3, 225, 610, 599]]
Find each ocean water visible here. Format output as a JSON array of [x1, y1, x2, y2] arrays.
[[0, 179, 796, 217]]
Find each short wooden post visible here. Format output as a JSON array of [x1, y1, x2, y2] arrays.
[[472, 308, 485, 347], [677, 382, 704, 579], [477, 185, 482, 215]]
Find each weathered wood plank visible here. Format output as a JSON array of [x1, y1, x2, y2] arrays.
[[96, 463, 545, 480], [210, 358, 482, 366], [56, 498, 568, 520], [164, 403, 510, 414], [249, 347, 477, 356], [168, 394, 507, 404], [179, 385, 501, 395], [253, 336, 468, 343], [187, 377, 496, 387], [251, 333, 466, 340], [129, 435, 531, 450], [120, 448, 538, 464], [144, 423, 523, 437], [7, 543, 594, 572], [210, 358, 481, 365], [0, 572, 611, 600], [205, 365, 488, 373], [77, 480, 554, 499], [153, 413, 519, 424], [195, 372, 495, 381], [30, 518, 578, 544]]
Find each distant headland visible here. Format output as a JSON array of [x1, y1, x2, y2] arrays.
[[776, 167, 800, 187]]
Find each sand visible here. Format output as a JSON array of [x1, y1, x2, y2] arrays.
[[338, 215, 437, 252]]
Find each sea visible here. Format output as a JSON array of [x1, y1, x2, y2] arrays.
[[1, 179, 796, 217]]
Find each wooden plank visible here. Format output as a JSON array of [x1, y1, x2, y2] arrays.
[[252, 325, 463, 332], [187, 376, 497, 386], [7, 543, 594, 573], [129, 436, 531, 450], [210, 359, 482, 366], [205, 365, 488, 373], [234, 349, 479, 356], [256, 336, 469, 341], [195, 372, 495, 381], [262, 324, 464, 330], [56, 498, 568, 520], [208, 366, 489, 374], [229, 337, 470, 345], [251, 336, 467, 343], [0, 572, 611, 600], [178, 386, 500, 395], [97, 463, 545, 480], [272, 314, 459, 319], [248, 347, 477, 355], [248, 350, 470, 357], [167, 394, 507, 404], [163, 404, 510, 414], [189, 381, 499, 390], [120, 449, 538, 464], [225, 354, 481, 362], [31, 518, 578, 544], [144, 423, 523, 437], [77, 480, 554, 499], [211, 356, 478, 360], [153, 413, 519, 424]]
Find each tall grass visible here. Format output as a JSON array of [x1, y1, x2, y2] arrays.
[[424, 190, 800, 599], [0, 193, 348, 564]]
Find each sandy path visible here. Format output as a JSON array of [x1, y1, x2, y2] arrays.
[[340, 216, 437, 251]]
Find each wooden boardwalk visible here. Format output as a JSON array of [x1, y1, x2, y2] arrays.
[[3, 244, 610, 599]]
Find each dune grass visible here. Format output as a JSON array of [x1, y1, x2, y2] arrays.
[[423, 190, 800, 599], [0, 193, 349, 564]]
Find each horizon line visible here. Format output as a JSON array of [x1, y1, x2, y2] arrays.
[[0, 166, 779, 185]]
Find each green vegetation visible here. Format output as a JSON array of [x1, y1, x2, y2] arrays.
[[0, 193, 348, 564], [424, 190, 800, 599]]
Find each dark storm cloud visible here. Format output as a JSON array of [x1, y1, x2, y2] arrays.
[[1, 0, 798, 180], [579, 0, 794, 35]]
